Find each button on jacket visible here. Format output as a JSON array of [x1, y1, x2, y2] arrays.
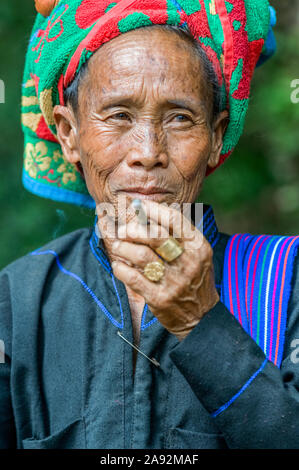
[[0, 207, 299, 449]]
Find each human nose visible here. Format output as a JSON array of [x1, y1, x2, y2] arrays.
[[126, 123, 169, 170]]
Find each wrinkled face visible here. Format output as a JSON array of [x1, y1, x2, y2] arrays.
[[54, 27, 227, 214]]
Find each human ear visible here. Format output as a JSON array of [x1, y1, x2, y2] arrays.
[[53, 105, 81, 165], [207, 110, 229, 169]]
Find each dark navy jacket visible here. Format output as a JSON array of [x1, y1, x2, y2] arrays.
[[0, 209, 299, 449]]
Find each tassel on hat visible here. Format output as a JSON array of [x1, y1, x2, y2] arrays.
[[34, 0, 60, 17]]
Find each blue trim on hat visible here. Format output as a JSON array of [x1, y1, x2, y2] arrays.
[[22, 170, 96, 209]]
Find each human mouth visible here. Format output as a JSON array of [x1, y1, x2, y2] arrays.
[[118, 187, 171, 201]]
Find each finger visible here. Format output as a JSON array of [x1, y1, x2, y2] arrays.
[[141, 200, 198, 241], [111, 240, 162, 269], [112, 261, 162, 299], [96, 204, 118, 241], [117, 219, 170, 250]]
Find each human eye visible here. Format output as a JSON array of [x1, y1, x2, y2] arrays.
[[174, 114, 190, 122], [166, 112, 194, 128], [109, 112, 131, 121]]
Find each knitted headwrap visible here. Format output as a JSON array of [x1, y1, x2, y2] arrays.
[[22, 0, 276, 208]]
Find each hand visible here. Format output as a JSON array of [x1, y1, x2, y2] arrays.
[[98, 200, 219, 341]]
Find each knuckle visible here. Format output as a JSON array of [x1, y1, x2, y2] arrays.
[[156, 291, 169, 309], [183, 260, 197, 277], [138, 249, 150, 265], [129, 271, 139, 285], [198, 239, 213, 260], [173, 282, 185, 298]]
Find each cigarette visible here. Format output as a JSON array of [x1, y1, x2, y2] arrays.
[[131, 199, 148, 225]]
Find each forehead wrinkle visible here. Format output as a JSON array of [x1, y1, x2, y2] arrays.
[[87, 61, 205, 109], [78, 27, 212, 117]]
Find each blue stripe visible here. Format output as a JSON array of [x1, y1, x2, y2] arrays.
[[211, 231, 220, 248], [211, 358, 268, 418], [168, 0, 183, 12], [204, 218, 217, 236], [196, 206, 212, 231], [30, 249, 124, 329]]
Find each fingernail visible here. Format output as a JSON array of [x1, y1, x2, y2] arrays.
[[118, 226, 126, 238], [111, 261, 117, 269], [112, 241, 120, 252]]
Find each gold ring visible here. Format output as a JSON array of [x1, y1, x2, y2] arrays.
[[143, 260, 165, 282], [155, 236, 184, 262]]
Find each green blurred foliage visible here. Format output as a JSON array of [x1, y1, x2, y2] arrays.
[[0, 0, 298, 269]]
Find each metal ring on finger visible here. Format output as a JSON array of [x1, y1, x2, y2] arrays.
[[143, 260, 165, 282], [155, 236, 184, 262]]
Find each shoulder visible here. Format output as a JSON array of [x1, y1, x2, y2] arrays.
[[221, 232, 299, 291], [0, 227, 95, 347], [222, 231, 299, 325], [0, 227, 93, 285]]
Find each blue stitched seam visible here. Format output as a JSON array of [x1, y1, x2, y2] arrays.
[[93, 232, 112, 270], [110, 274, 125, 328], [211, 358, 268, 418], [141, 304, 158, 330], [92, 230, 110, 267], [141, 303, 148, 321], [142, 317, 158, 330], [89, 237, 126, 328], [30, 249, 124, 329], [90, 228, 156, 330], [91, 228, 111, 269], [89, 236, 112, 274]]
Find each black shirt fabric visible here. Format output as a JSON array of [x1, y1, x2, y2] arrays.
[[0, 209, 298, 449]]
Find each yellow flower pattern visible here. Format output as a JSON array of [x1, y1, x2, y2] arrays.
[[25, 142, 51, 178], [24, 142, 78, 187], [57, 162, 77, 185]]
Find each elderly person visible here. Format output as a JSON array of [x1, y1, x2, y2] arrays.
[[0, 0, 298, 449]]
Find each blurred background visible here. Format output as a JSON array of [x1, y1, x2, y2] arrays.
[[0, 0, 298, 269]]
